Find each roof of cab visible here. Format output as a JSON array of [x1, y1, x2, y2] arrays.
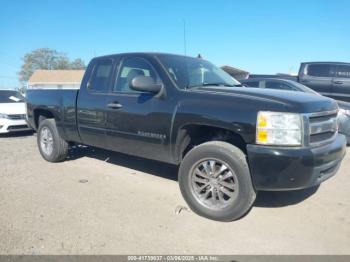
[[93, 52, 194, 60]]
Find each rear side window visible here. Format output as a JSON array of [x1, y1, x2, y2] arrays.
[[244, 81, 259, 87], [306, 64, 336, 77], [337, 65, 350, 78], [88, 59, 113, 93], [265, 81, 296, 91]]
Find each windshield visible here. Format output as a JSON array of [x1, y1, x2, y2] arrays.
[[289, 81, 320, 95], [0, 90, 24, 103], [157, 55, 240, 89]]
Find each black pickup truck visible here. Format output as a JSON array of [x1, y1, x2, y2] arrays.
[[26, 53, 346, 221]]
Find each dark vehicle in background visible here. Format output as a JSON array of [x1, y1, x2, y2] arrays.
[[241, 78, 350, 144], [249, 62, 350, 103], [298, 62, 350, 102], [26, 53, 346, 221]]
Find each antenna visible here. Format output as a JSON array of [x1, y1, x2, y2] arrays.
[[183, 19, 187, 55]]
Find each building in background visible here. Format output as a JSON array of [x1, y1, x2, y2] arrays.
[[27, 70, 84, 89], [221, 65, 250, 80]]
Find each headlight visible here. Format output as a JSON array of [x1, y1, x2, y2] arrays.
[[339, 108, 350, 117], [256, 111, 302, 146], [0, 113, 9, 119]]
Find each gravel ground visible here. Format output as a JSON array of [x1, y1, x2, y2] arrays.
[[0, 132, 349, 255]]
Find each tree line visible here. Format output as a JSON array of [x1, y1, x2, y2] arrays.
[[19, 48, 86, 83]]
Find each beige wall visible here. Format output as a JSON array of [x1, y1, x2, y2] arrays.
[[27, 84, 80, 89]]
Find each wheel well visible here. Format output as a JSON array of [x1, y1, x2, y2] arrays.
[[178, 125, 247, 161], [34, 109, 54, 129]]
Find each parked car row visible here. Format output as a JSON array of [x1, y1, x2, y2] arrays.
[[25, 53, 347, 221], [1, 54, 348, 221], [250, 62, 350, 102]]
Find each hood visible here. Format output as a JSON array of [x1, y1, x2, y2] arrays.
[[0, 102, 26, 115], [191, 86, 338, 113]]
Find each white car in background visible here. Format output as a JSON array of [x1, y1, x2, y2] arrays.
[[0, 89, 32, 134]]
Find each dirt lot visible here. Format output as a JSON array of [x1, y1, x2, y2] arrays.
[[0, 132, 349, 255]]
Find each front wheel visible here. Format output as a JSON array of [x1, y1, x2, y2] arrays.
[[37, 119, 68, 162], [179, 141, 256, 221]]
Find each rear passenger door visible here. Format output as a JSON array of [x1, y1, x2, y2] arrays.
[[299, 63, 335, 97], [332, 64, 350, 102], [77, 58, 115, 148]]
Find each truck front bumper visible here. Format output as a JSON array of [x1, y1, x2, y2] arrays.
[[247, 134, 347, 191]]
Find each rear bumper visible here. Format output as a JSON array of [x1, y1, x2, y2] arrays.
[[247, 134, 346, 191], [0, 118, 32, 133]]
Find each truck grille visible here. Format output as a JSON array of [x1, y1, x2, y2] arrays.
[[307, 111, 338, 145], [8, 114, 26, 120]]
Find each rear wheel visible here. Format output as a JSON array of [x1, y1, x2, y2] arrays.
[[179, 141, 256, 221], [37, 119, 68, 162]]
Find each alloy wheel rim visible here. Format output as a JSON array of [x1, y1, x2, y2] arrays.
[[190, 159, 239, 210], [40, 127, 54, 156]]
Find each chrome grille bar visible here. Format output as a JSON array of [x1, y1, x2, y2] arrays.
[[309, 118, 338, 135], [304, 110, 338, 146]]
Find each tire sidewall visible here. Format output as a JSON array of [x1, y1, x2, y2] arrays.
[[179, 142, 256, 221], [37, 119, 60, 162]]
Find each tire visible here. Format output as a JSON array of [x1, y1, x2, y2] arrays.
[[179, 141, 256, 221], [37, 119, 68, 162]]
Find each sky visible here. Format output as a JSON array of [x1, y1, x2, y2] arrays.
[[0, 0, 349, 88]]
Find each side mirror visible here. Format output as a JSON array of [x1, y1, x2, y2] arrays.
[[130, 76, 162, 93]]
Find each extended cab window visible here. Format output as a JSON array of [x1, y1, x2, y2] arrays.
[[265, 81, 296, 91], [306, 64, 336, 77], [88, 59, 113, 93], [114, 57, 158, 93], [337, 65, 350, 78]]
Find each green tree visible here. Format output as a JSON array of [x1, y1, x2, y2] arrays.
[[70, 58, 85, 69], [55, 56, 71, 69], [18, 48, 86, 82]]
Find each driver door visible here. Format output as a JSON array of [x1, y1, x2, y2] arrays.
[[105, 55, 173, 162]]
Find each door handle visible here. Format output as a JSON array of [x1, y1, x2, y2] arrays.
[[107, 102, 122, 109], [301, 79, 309, 83], [333, 81, 343, 85]]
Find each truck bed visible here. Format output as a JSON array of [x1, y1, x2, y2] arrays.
[[26, 88, 81, 142]]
